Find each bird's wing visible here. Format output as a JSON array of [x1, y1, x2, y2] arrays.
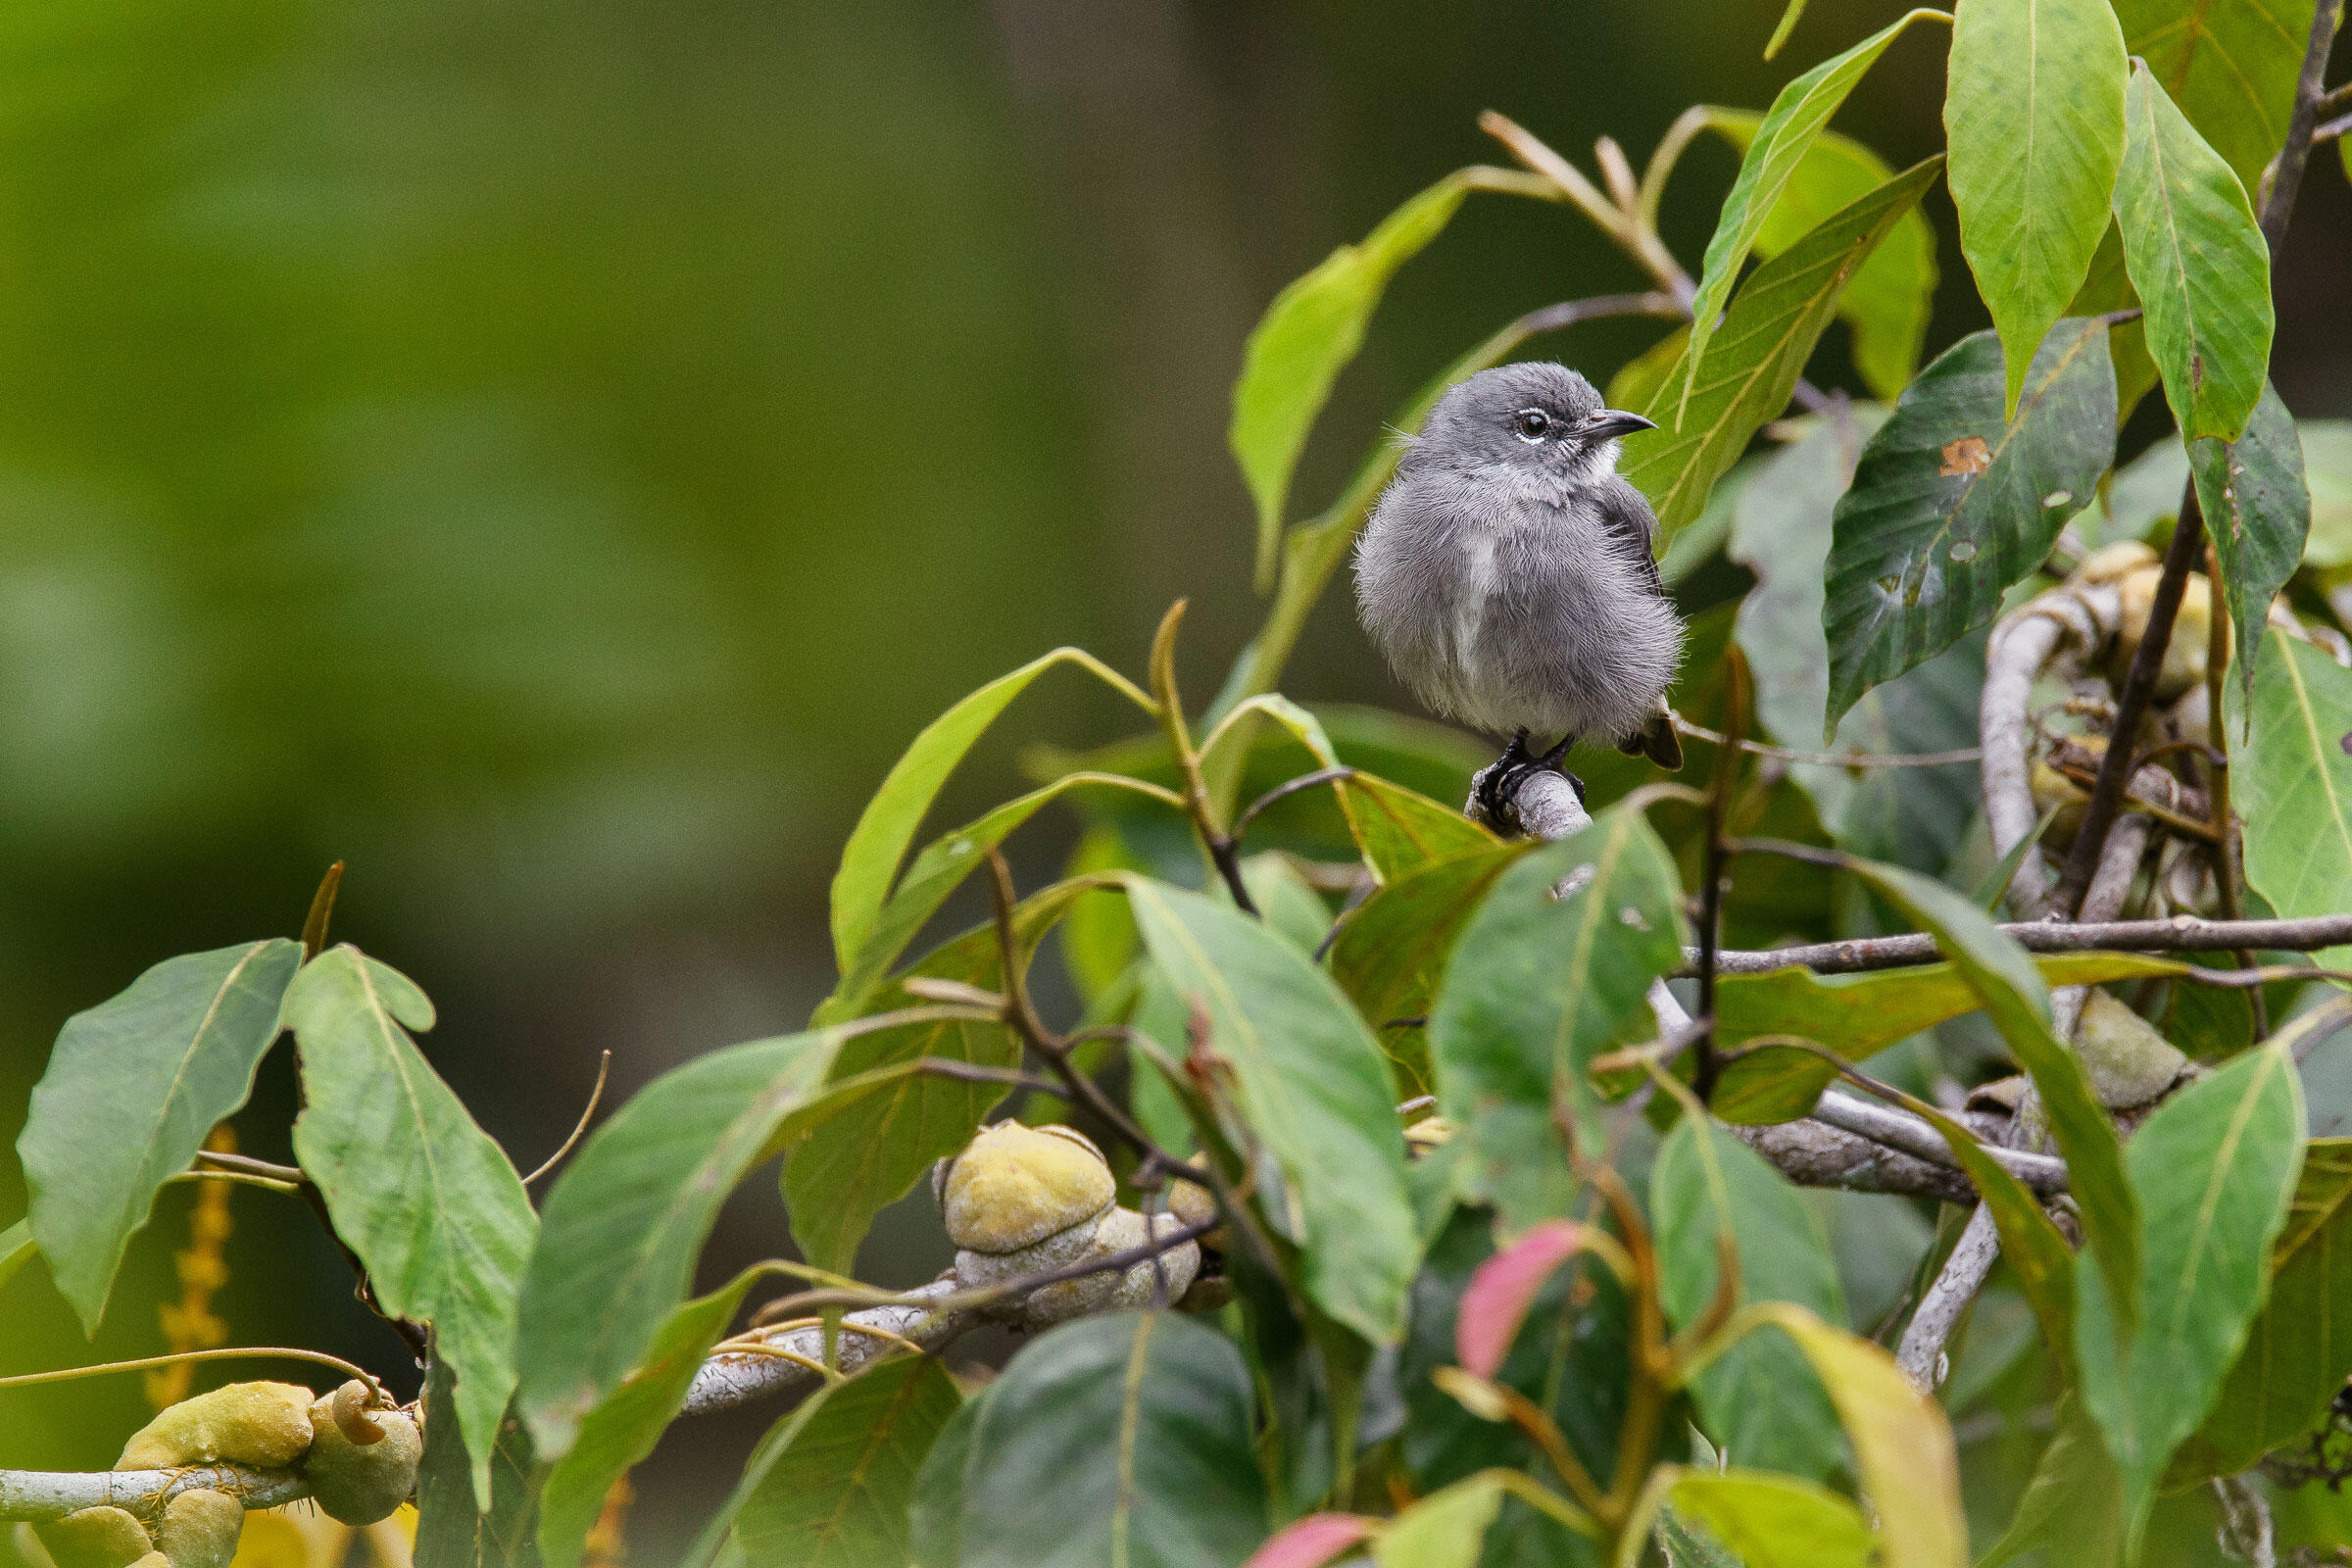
[[1594, 477, 1666, 600]]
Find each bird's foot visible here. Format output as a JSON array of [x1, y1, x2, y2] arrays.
[[1470, 733, 1585, 836]]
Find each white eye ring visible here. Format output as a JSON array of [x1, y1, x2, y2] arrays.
[[1514, 409, 1550, 442]]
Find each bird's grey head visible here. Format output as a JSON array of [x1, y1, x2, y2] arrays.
[[1407, 362, 1656, 488]]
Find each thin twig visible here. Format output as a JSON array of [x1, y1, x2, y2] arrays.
[[523, 1051, 612, 1187], [2258, 1, 2343, 254], [1148, 601, 1257, 915], [981, 849, 1210, 1186], [1673, 716, 1982, 768], [1230, 766, 1357, 846], [0, 1348, 388, 1410], [1692, 650, 1751, 1102], [1684, 911, 2352, 975], [0, 1463, 312, 1523]]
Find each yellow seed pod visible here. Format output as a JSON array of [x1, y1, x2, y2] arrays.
[[2110, 565, 2218, 701], [34, 1505, 152, 1568], [2074, 539, 2160, 585], [1163, 1179, 1216, 1230], [155, 1489, 242, 1568], [939, 1122, 1115, 1253], [127, 1556, 171, 1568], [302, 1385, 423, 1526], [117, 1382, 316, 1470]]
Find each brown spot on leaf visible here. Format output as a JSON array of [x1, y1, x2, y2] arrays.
[[1939, 437, 1992, 476], [2340, 730, 2352, 757]]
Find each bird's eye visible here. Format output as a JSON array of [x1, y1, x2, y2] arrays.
[[1514, 409, 1550, 441]]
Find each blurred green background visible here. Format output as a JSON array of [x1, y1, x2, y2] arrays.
[[0, 0, 2345, 1558]]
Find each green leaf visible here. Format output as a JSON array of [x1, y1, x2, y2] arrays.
[[1678, 9, 1947, 419], [19, 938, 302, 1332], [785, 880, 1099, 1280], [1977, 1396, 2123, 1568], [913, 1312, 1268, 1568], [1430, 803, 1688, 1232], [1125, 876, 1416, 1342], [2177, 1139, 2352, 1478], [1727, 1303, 1967, 1568], [2231, 626, 2352, 970], [1702, 113, 1938, 399], [1627, 156, 1945, 537], [1370, 1473, 1511, 1568], [1330, 841, 1532, 1100], [830, 648, 1146, 982], [1669, 1469, 1873, 1568], [284, 946, 537, 1507], [2113, 62, 2275, 443], [2067, 220, 2163, 427], [2192, 380, 2310, 697], [1231, 171, 1484, 589], [2113, 0, 2314, 191], [416, 1353, 544, 1568], [1822, 318, 2118, 730], [0, 1217, 34, 1296], [736, 1353, 962, 1568], [1335, 772, 1498, 882], [1711, 1045, 1838, 1125], [1606, 325, 1690, 416], [1839, 859, 2139, 1321], [2071, 1044, 2304, 1549], [536, 1274, 759, 1568], [1943, 0, 2128, 416], [1717, 951, 2189, 1055], [516, 1021, 878, 1456], [1653, 1114, 1847, 1481]]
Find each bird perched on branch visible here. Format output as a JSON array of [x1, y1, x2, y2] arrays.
[[1354, 362, 1686, 821]]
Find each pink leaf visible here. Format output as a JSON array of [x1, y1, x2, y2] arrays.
[[1455, 1219, 1589, 1378], [1243, 1512, 1378, 1568]]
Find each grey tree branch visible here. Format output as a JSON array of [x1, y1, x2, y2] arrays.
[[1685, 910, 2352, 976], [0, 1463, 310, 1523], [1811, 1089, 2067, 1195]]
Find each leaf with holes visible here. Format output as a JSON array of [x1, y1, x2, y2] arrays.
[[1626, 157, 1943, 537], [1652, 1114, 1847, 1480], [21, 938, 301, 1333], [1677, 10, 1947, 418], [736, 1354, 962, 1568], [285, 946, 537, 1507], [1822, 318, 2117, 730], [1944, 0, 2128, 416], [2113, 63, 2274, 444], [2231, 626, 2352, 971], [2193, 381, 2310, 697], [1430, 803, 1687, 1232], [2072, 1044, 2304, 1551]]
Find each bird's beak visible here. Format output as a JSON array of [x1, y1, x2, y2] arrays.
[[1585, 410, 1658, 440]]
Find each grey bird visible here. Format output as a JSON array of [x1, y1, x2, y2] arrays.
[[1353, 362, 1685, 815]]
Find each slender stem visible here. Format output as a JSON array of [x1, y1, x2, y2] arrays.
[[2053, 482, 2207, 911], [1149, 601, 1256, 915], [194, 1150, 305, 1183], [1230, 766, 1356, 847], [1636, 106, 1713, 234], [165, 1169, 300, 1196], [981, 849, 1211, 1185], [0, 1348, 388, 1409], [1685, 910, 2352, 975], [523, 1050, 612, 1186], [1481, 112, 1697, 307], [1673, 717, 1981, 768], [2258, 0, 2342, 255], [2204, 543, 2268, 1038], [1693, 651, 1750, 1104]]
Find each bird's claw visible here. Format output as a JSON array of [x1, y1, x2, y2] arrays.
[[1470, 734, 1585, 836]]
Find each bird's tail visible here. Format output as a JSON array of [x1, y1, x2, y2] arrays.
[[1616, 704, 1684, 770]]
